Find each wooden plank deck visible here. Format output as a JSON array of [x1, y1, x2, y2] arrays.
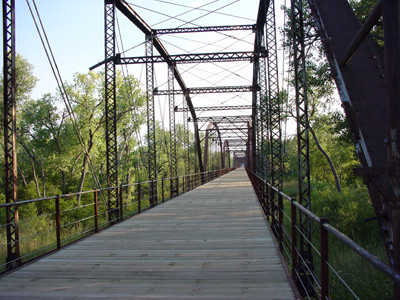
[[0, 168, 296, 299]]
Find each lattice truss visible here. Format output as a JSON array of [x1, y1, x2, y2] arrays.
[[105, 0, 285, 177]]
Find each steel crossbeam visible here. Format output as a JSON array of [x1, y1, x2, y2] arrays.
[[190, 116, 252, 123], [154, 24, 255, 35], [104, 0, 119, 222], [154, 85, 257, 95], [117, 51, 256, 64], [175, 105, 253, 112]]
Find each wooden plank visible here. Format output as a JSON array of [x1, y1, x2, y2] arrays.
[[0, 168, 296, 299]]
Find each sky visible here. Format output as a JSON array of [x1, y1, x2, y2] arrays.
[[7, 0, 293, 138]]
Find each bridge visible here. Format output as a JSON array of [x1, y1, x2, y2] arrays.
[[1, 0, 400, 299]]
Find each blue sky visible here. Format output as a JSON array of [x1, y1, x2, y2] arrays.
[[11, 1, 287, 98]]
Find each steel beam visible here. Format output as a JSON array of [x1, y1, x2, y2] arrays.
[[175, 105, 253, 112], [183, 97, 190, 178], [115, 0, 204, 176], [104, 0, 119, 222], [168, 65, 178, 197], [3, 0, 20, 269], [117, 51, 256, 64], [383, 1, 400, 291], [190, 116, 252, 123], [146, 35, 157, 206], [307, 0, 395, 271], [291, 0, 313, 294], [155, 85, 257, 95], [154, 24, 255, 35]]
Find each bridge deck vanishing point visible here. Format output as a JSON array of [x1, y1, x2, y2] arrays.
[[0, 168, 296, 299]]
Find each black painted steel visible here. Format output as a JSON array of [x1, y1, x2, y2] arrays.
[[104, 0, 119, 222], [3, 0, 20, 268]]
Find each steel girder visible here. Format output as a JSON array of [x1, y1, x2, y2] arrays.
[[183, 97, 190, 180], [146, 35, 157, 206], [154, 85, 257, 96], [154, 24, 255, 35], [175, 105, 253, 112], [191, 116, 252, 124], [3, 0, 20, 268], [115, 0, 205, 177], [266, 0, 283, 191], [291, 0, 313, 293], [258, 29, 269, 180], [168, 65, 178, 197], [105, 0, 119, 222], [117, 51, 256, 64], [307, 0, 400, 274]]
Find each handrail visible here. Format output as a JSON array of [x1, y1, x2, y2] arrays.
[[246, 168, 400, 298], [0, 169, 232, 209]]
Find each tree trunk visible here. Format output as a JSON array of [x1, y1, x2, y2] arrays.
[[41, 160, 46, 198], [31, 161, 41, 198], [18, 165, 28, 187], [309, 125, 341, 192]]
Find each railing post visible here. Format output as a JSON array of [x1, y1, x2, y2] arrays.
[[138, 182, 141, 213], [271, 188, 276, 230], [170, 177, 173, 199], [162, 178, 165, 203], [119, 186, 123, 221], [278, 193, 283, 252], [183, 176, 186, 193], [291, 199, 298, 277], [55, 195, 61, 249], [94, 190, 99, 233], [320, 218, 329, 299], [152, 180, 157, 206]]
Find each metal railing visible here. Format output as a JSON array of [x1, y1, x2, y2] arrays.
[[246, 168, 400, 299], [0, 168, 235, 273]]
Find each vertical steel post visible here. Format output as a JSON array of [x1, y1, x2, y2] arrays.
[[278, 193, 283, 251], [183, 96, 190, 180], [146, 34, 157, 206], [291, 199, 298, 278], [258, 28, 269, 181], [291, 0, 313, 294], [320, 218, 329, 299], [266, 0, 283, 190], [55, 195, 61, 249], [252, 40, 260, 173], [104, 0, 119, 222], [94, 190, 99, 233], [138, 182, 141, 213], [119, 186, 123, 221], [382, 2, 400, 297], [3, 0, 20, 268], [168, 64, 178, 197]]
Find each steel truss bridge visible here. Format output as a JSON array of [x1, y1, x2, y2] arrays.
[[1, 0, 400, 298]]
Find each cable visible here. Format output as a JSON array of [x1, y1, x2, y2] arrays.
[[152, 0, 255, 23], [26, 0, 106, 200]]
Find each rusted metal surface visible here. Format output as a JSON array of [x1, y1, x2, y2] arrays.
[[308, 0, 396, 268], [145, 35, 157, 206], [3, 0, 20, 268], [104, 0, 119, 222], [291, 0, 313, 294], [168, 65, 178, 197]]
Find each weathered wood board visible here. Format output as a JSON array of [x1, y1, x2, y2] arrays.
[[0, 168, 296, 299]]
